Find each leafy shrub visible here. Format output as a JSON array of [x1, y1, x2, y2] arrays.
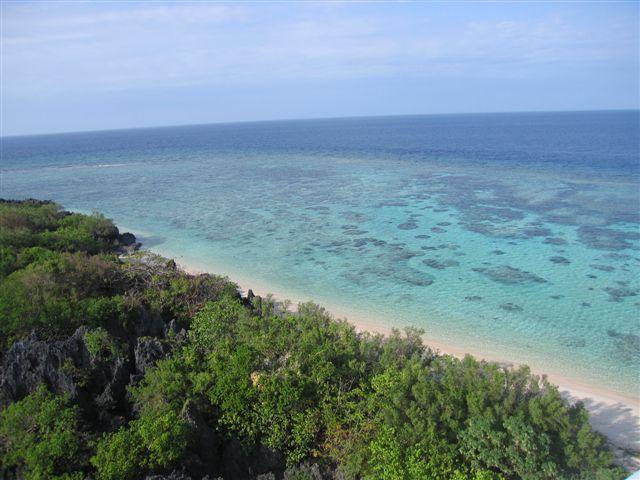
[[0, 246, 17, 278], [0, 201, 62, 250], [0, 252, 126, 344], [16, 246, 57, 270], [84, 327, 117, 360], [0, 385, 84, 480], [132, 359, 186, 410], [0, 266, 74, 346], [0, 201, 118, 254], [81, 295, 131, 330], [179, 298, 624, 478], [91, 408, 190, 480], [141, 273, 240, 322], [40, 213, 119, 254]]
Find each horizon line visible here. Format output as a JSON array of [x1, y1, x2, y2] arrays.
[[2, 107, 638, 139]]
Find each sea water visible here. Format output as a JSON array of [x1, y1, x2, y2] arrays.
[[2, 111, 639, 397]]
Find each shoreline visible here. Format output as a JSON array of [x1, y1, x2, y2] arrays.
[[158, 251, 639, 458]]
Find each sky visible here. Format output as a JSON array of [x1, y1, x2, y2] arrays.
[[1, 1, 638, 136]]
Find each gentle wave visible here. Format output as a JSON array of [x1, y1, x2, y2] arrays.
[[1, 161, 146, 173]]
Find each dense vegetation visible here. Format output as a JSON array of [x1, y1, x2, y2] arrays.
[[0, 200, 627, 479]]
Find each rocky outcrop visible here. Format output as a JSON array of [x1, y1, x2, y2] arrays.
[[114, 230, 141, 254], [129, 336, 173, 387], [134, 337, 170, 375], [144, 472, 197, 480], [179, 401, 222, 478], [282, 463, 326, 480], [0, 327, 134, 420], [221, 438, 283, 480], [132, 306, 166, 338], [0, 328, 92, 408]]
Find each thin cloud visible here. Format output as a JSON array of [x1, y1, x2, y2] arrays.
[[8, 4, 249, 29], [1, 2, 638, 95]]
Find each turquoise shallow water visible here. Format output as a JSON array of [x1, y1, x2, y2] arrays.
[[2, 111, 639, 397]]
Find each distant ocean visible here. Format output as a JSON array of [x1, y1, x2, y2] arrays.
[[2, 111, 639, 397]]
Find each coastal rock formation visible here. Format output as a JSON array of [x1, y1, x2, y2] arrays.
[[0, 321, 177, 418], [0, 327, 137, 417], [115, 231, 141, 253], [134, 337, 171, 376], [145, 472, 195, 480], [0, 328, 91, 408]]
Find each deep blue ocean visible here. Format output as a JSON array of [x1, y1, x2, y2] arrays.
[[2, 110, 639, 397]]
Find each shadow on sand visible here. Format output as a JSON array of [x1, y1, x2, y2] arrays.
[[562, 389, 640, 471]]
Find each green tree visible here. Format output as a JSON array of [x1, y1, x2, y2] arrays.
[[0, 386, 84, 480], [91, 408, 190, 480]]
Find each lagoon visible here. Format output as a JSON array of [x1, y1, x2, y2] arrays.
[[2, 110, 639, 398]]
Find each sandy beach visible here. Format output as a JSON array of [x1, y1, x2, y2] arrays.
[[166, 252, 639, 464]]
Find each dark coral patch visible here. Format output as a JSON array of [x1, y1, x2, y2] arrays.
[[377, 201, 409, 207], [604, 252, 632, 261], [473, 265, 547, 285], [341, 211, 368, 223], [398, 221, 418, 230], [603, 286, 639, 303], [578, 226, 640, 251], [523, 226, 552, 238], [500, 303, 523, 312], [437, 243, 460, 250], [307, 205, 330, 212], [394, 271, 434, 287], [422, 258, 459, 270], [464, 295, 482, 301], [590, 264, 615, 272]]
